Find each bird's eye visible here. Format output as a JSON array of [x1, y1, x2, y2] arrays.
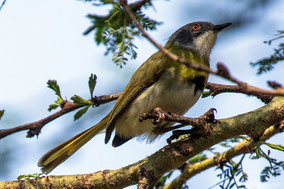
[[192, 24, 201, 31]]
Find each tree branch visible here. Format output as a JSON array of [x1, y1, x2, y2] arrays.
[[163, 123, 284, 189], [131, 0, 151, 12], [206, 82, 273, 103], [0, 93, 120, 140], [1, 97, 284, 188], [1, 78, 279, 141]]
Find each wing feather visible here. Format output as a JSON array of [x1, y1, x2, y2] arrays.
[[104, 51, 167, 143]]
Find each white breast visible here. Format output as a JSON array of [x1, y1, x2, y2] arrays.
[[114, 71, 202, 140]]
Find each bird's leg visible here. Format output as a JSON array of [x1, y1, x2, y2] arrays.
[[166, 108, 217, 143], [140, 107, 217, 140]]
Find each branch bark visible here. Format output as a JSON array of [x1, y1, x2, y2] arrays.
[[1, 97, 284, 188], [205, 82, 273, 103], [163, 124, 284, 189]]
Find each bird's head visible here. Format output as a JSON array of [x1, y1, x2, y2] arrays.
[[167, 21, 231, 58]]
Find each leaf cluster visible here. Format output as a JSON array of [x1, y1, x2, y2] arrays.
[[83, 0, 161, 67], [153, 170, 174, 189], [252, 142, 284, 182], [214, 155, 248, 189], [251, 31, 284, 74], [47, 80, 63, 111], [47, 74, 98, 121]]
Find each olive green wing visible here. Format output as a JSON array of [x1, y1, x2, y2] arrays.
[[104, 51, 167, 143]]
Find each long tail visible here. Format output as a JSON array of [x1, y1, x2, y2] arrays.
[[38, 116, 107, 174]]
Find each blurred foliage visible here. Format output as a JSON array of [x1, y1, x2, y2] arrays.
[[188, 154, 207, 164], [0, 110, 9, 177], [0, 110, 4, 120], [219, 137, 243, 149], [0, 111, 24, 179], [177, 0, 273, 30], [251, 142, 284, 183], [251, 31, 284, 74], [82, 0, 161, 67], [0, 143, 12, 178], [153, 170, 174, 189], [17, 173, 43, 181], [213, 155, 248, 189]]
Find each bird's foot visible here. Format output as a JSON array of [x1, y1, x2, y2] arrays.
[[139, 107, 167, 125], [199, 108, 217, 124], [166, 108, 218, 144]]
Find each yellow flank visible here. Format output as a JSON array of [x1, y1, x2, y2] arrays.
[[165, 43, 209, 82]]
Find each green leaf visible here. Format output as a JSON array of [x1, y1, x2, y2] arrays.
[[201, 91, 211, 98], [88, 73, 97, 98], [17, 173, 43, 180], [48, 104, 59, 112], [55, 96, 63, 104], [189, 154, 207, 164], [74, 106, 90, 121], [17, 174, 27, 180], [264, 142, 284, 152], [155, 170, 174, 188], [0, 110, 4, 120], [47, 80, 62, 99], [71, 95, 93, 105]]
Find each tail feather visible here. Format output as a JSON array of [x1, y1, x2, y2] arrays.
[[38, 117, 107, 174]]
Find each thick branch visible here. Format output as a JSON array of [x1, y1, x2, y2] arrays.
[[163, 124, 284, 189], [1, 97, 284, 188], [0, 93, 120, 140]]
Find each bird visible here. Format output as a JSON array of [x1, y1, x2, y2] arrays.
[[38, 21, 231, 173]]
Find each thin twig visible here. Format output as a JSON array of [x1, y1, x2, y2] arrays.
[[0, 0, 6, 11], [206, 82, 273, 103], [131, 0, 151, 12], [0, 93, 120, 139]]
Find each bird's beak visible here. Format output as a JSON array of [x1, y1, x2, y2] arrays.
[[212, 23, 232, 31]]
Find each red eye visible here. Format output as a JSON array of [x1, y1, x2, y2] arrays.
[[192, 24, 201, 31]]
